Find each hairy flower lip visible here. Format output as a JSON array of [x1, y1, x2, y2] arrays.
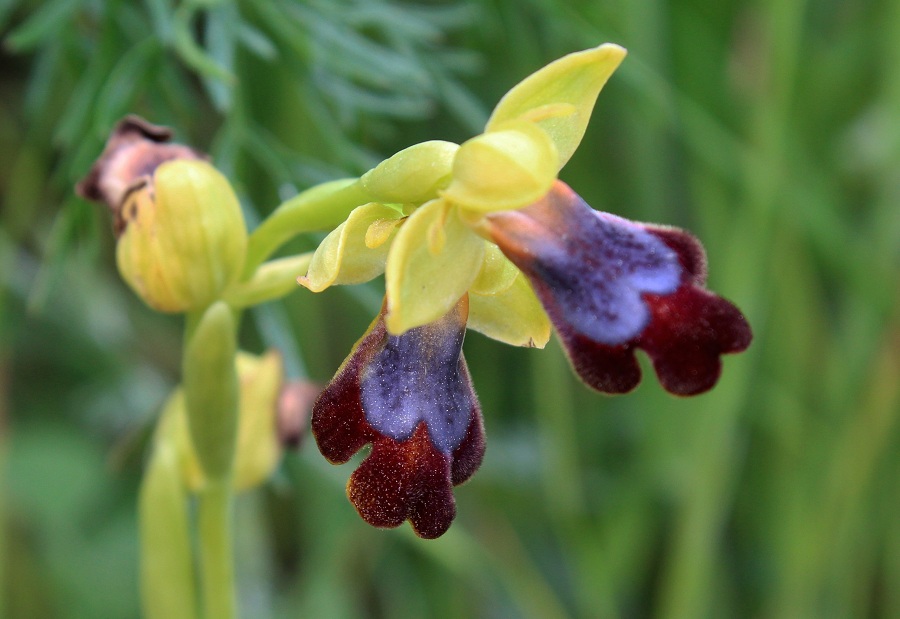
[[311, 298, 485, 538], [486, 181, 752, 396], [76, 115, 206, 234]]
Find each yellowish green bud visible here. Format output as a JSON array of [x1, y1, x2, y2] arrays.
[[182, 301, 239, 482], [180, 350, 285, 492], [116, 160, 248, 313], [441, 121, 558, 214], [360, 140, 459, 204]]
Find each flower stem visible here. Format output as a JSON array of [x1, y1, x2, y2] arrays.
[[243, 178, 369, 278], [198, 480, 236, 619], [139, 412, 198, 619], [224, 252, 314, 308]]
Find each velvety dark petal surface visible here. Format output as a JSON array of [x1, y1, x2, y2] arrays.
[[488, 180, 751, 396], [639, 285, 752, 395], [488, 182, 682, 346], [562, 334, 642, 394], [311, 317, 382, 464], [310, 299, 485, 538], [348, 424, 457, 539]]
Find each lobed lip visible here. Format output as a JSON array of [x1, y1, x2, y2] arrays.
[[487, 181, 752, 396], [311, 297, 485, 538]]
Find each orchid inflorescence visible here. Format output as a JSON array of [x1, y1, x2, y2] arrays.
[[80, 44, 750, 549], [299, 44, 751, 538]]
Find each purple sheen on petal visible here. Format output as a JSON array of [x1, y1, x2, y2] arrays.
[[488, 180, 752, 396], [313, 299, 486, 538], [488, 182, 682, 346], [360, 298, 475, 454]]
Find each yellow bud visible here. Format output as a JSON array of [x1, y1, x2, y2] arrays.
[[116, 160, 248, 312], [180, 350, 285, 492]]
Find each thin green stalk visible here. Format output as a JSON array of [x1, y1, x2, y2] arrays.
[[140, 394, 199, 619], [198, 480, 236, 619], [242, 179, 369, 277], [223, 253, 313, 308]]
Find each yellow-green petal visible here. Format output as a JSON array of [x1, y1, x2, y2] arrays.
[[485, 43, 627, 170], [442, 121, 558, 214], [361, 140, 459, 204], [470, 244, 519, 296], [385, 200, 485, 334], [298, 202, 402, 292], [468, 272, 551, 348]]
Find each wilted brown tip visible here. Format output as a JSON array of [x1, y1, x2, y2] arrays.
[[277, 381, 321, 449], [75, 114, 207, 217]]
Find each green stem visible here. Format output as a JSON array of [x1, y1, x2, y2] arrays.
[[139, 398, 199, 619], [198, 481, 236, 619], [243, 178, 369, 278], [223, 252, 313, 308]]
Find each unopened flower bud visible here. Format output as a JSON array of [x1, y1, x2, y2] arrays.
[[76, 115, 205, 226], [180, 349, 286, 492], [78, 116, 247, 312]]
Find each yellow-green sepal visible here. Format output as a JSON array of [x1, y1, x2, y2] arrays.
[[470, 243, 519, 296], [442, 120, 558, 213], [485, 43, 627, 170], [182, 301, 239, 482], [385, 200, 485, 334], [298, 202, 402, 292], [468, 272, 551, 348], [360, 140, 459, 204]]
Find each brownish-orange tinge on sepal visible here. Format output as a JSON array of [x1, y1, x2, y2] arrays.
[[277, 381, 320, 449], [75, 115, 206, 234]]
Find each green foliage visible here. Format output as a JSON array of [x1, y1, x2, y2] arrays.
[[2, 0, 899, 618]]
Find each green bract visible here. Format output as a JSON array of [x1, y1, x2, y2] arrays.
[[300, 43, 627, 340]]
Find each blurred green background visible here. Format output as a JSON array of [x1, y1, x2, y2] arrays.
[[1, 0, 898, 617]]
